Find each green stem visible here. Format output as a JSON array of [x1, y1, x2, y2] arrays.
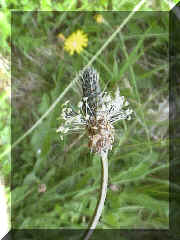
[[83, 151, 108, 240]]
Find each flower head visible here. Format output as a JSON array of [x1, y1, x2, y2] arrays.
[[64, 30, 88, 55], [57, 33, 66, 42], [57, 67, 133, 155], [94, 14, 104, 24]]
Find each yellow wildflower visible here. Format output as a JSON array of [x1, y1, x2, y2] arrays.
[[64, 30, 88, 55], [94, 14, 104, 24], [57, 33, 66, 42]]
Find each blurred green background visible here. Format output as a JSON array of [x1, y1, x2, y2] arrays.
[[0, 0, 177, 236]]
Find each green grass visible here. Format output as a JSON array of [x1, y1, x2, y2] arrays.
[[0, 0, 177, 238], [0, 0, 177, 54], [9, 10, 169, 231]]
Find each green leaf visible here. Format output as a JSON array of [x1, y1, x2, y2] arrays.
[[23, 172, 39, 185], [38, 93, 50, 115]]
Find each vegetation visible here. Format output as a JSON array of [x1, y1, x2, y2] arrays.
[[0, 0, 178, 239]]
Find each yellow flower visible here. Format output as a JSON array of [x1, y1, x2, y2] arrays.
[[94, 14, 104, 24], [64, 30, 88, 55], [57, 33, 66, 42]]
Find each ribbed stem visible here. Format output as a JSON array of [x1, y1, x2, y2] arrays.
[[83, 151, 108, 240]]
